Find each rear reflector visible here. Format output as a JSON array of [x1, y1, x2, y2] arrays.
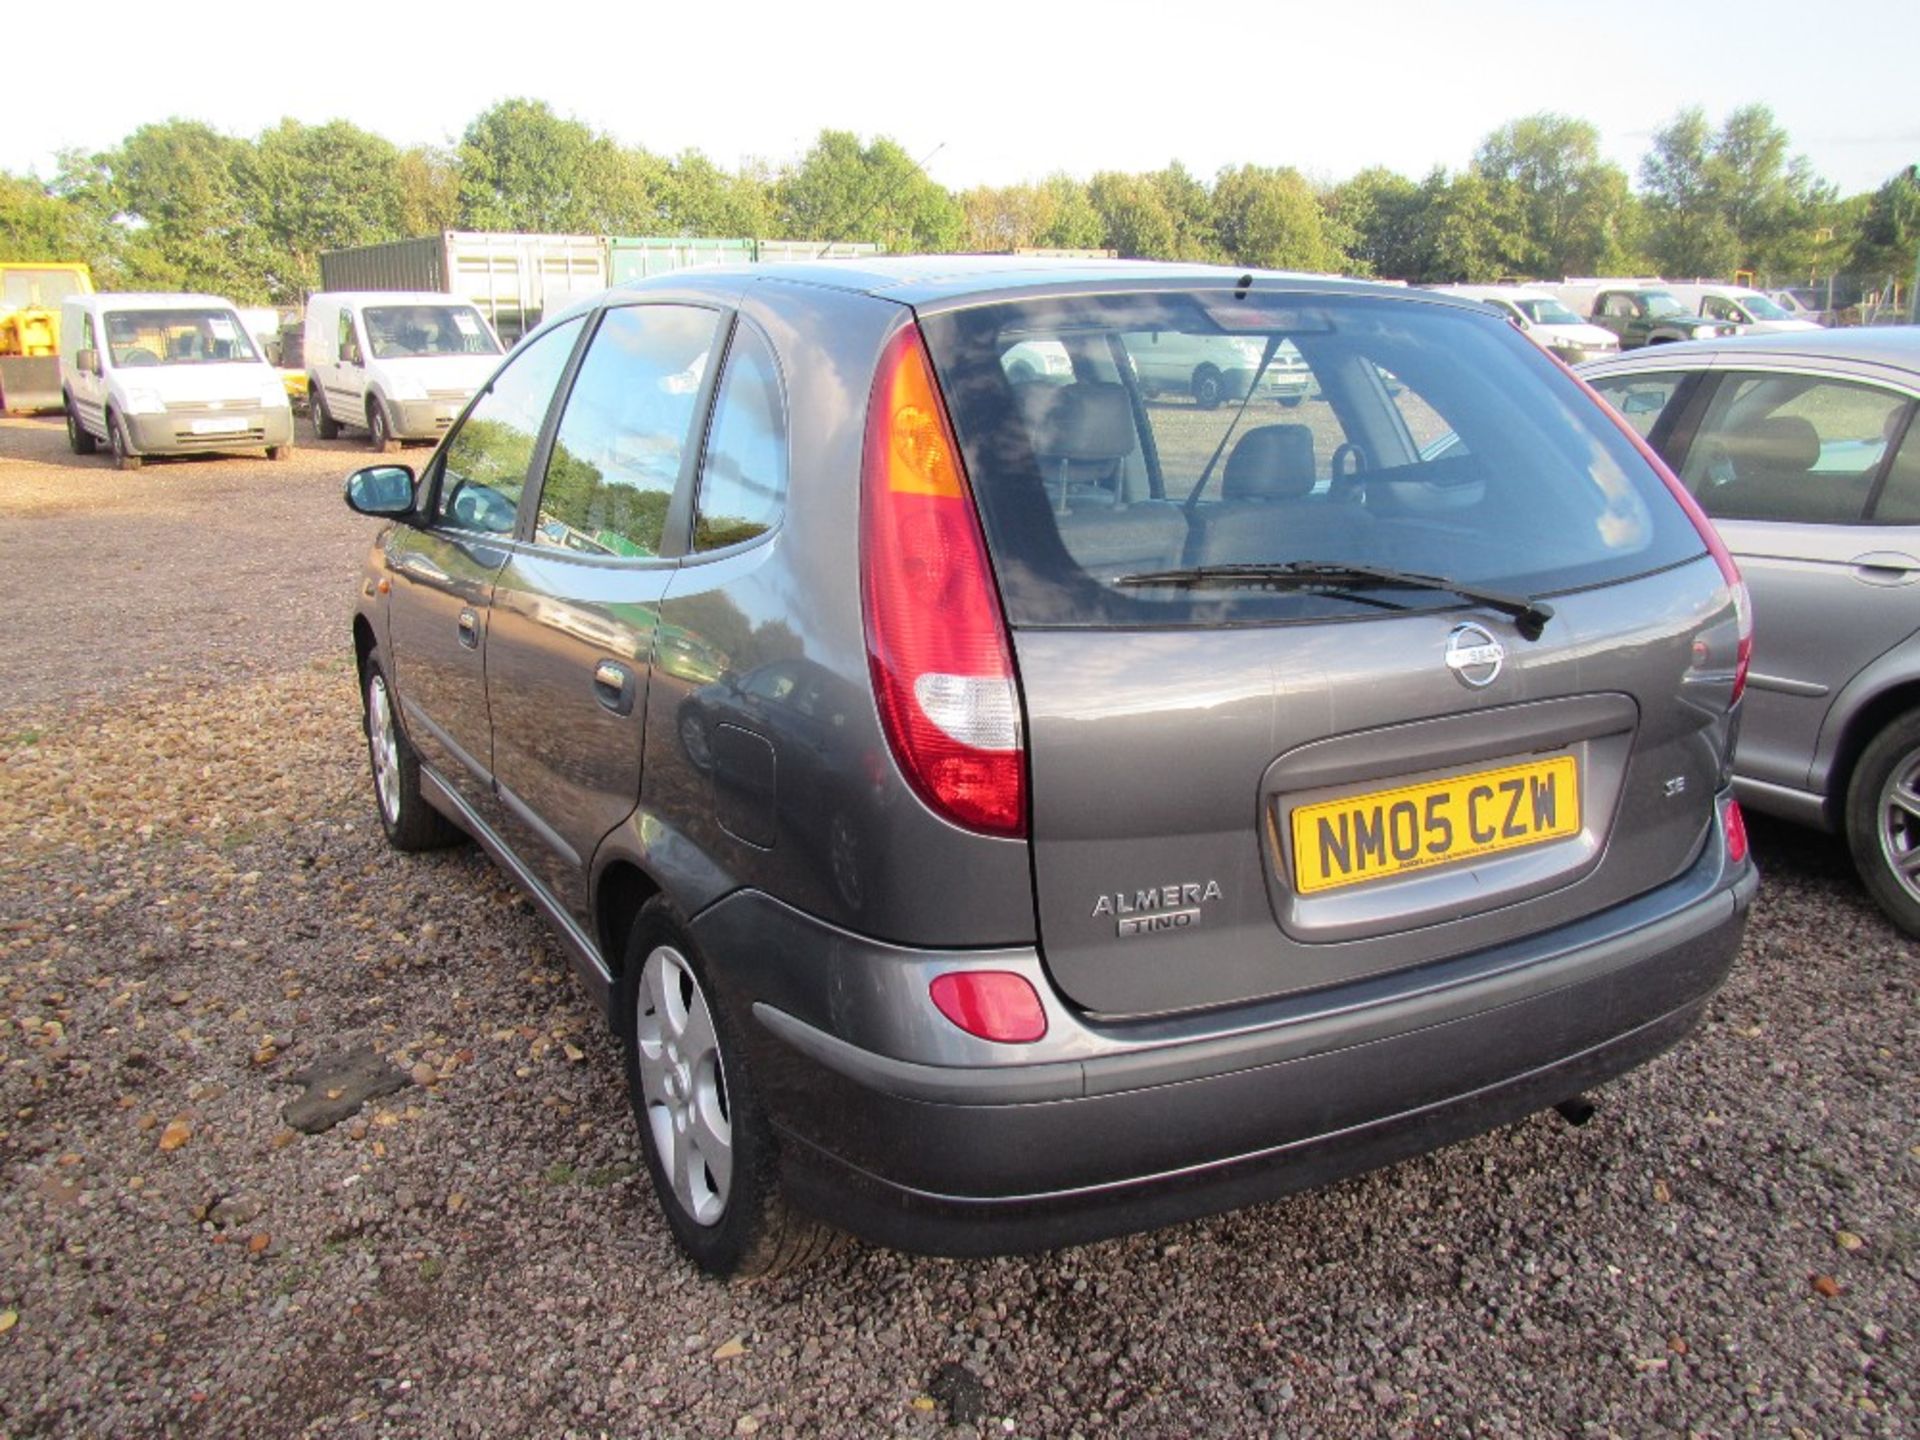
[[862, 324, 1026, 836], [1723, 798, 1749, 865], [930, 971, 1048, 1044]]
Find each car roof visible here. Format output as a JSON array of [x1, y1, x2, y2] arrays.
[[608, 254, 1472, 311], [1597, 325, 1920, 371], [83, 292, 242, 311]]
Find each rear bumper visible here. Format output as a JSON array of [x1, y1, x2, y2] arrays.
[[696, 831, 1755, 1256]]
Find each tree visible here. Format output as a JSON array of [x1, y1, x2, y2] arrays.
[[661, 151, 775, 237], [1472, 114, 1637, 277], [249, 119, 408, 301], [777, 131, 961, 250], [0, 174, 92, 262], [396, 145, 460, 237], [1327, 167, 1426, 279], [1209, 165, 1344, 272], [101, 120, 276, 299], [1849, 165, 1920, 293], [1640, 104, 1833, 278], [1088, 171, 1179, 259], [456, 98, 663, 234], [959, 174, 1104, 253]]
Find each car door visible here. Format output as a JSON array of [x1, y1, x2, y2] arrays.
[[384, 314, 586, 818], [484, 301, 727, 924], [1666, 368, 1920, 794]]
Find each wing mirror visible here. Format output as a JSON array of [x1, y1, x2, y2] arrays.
[[344, 464, 417, 517]]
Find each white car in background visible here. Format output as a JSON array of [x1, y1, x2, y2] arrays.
[[1429, 285, 1620, 364]]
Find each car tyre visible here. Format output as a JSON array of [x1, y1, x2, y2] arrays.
[[1192, 364, 1225, 410], [618, 901, 836, 1280], [1845, 710, 1920, 937], [310, 383, 340, 440], [107, 410, 141, 470], [267, 442, 292, 461], [368, 400, 400, 454], [65, 399, 97, 455], [362, 651, 463, 852]]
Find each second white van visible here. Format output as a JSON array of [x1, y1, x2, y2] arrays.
[[305, 292, 503, 451]]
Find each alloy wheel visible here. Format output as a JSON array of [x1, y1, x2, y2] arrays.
[[634, 944, 732, 1225]]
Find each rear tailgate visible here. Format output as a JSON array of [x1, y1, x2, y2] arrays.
[[1016, 558, 1731, 1016]]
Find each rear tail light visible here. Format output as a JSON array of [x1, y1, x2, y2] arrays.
[[861, 324, 1026, 837], [1723, 798, 1749, 865], [930, 971, 1048, 1043], [1563, 363, 1752, 703]]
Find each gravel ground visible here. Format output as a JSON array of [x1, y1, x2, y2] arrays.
[[0, 413, 1913, 1438]]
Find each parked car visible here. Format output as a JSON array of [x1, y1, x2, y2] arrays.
[[1581, 327, 1920, 932], [1554, 281, 1738, 348], [59, 292, 295, 469], [305, 292, 504, 451], [1659, 284, 1824, 334], [1121, 328, 1314, 406], [344, 258, 1755, 1276], [1429, 284, 1620, 364]]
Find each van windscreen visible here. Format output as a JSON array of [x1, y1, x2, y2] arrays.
[[364, 305, 501, 359], [917, 290, 1705, 627], [103, 310, 260, 367]]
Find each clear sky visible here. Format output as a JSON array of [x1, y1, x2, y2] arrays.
[[9, 0, 1915, 198]]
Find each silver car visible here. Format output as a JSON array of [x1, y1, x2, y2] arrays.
[[343, 258, 1755, 1276], [1582, 328, 1920, 933]]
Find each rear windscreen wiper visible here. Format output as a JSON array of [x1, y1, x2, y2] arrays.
[[1113, 561, 1555, 640]]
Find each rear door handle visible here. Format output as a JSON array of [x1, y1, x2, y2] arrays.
[[594, 660, 635, 716], [457, 607, 480, 648], [1850, 550, 1920, 586]]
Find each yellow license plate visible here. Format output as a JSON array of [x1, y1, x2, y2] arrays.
[[1290, 755, 1580, 894]]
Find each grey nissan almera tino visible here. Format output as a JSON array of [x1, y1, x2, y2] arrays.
[[343, 257, 1758, 1277]]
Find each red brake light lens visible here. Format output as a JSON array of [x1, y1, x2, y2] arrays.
[[1723, 798, 1749, 865], [929, 971, 1048, 1044], [861, 324, 1026, 837]]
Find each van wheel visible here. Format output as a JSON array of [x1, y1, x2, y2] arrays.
[[310, 384, 340, 440], [1845, 711, 1920, 937], [107, 411, 142, 470], [368, 402, 399, 454], [1192, 364, 1225, 409], [65, 400, 97, 455], [619, 901, 836, 1280], [267, 443, 292, 461]]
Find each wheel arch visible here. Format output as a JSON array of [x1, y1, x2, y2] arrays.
[[1820, 676, 1920, 826]]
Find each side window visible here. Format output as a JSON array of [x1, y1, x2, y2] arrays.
[[1867, 407, 1920, 523], [435, 315, 584, 535], [338, 311, 358, 364], [1601, 294, 1632, 318], [1681, 374, 1907, 525], [1589, 372, 1687, 439], [534, 304, 722, 559], [693, 324, 789, 551]]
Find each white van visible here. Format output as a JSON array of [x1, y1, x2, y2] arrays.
[[1428, 285, 1621, 364], [1660, 283, 1824, 334], [59, 292, 295, 470], [304, 292, 503, 450]]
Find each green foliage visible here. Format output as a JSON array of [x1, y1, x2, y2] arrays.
[[1641, 104, 1835, 278], [1472, 114, 1638, 276], [778, 130, 961, 251], [1850, 166, 1920, 280], [250, 119, 408, 301], [662, 152, 776, 238], [0, 174, 90, 262], [960, 174, 1105, 253], [1210, 165, 1343, 272], [107, 120, 278, 299], [457, 99, 663, 234]]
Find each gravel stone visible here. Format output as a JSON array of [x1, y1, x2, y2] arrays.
[[0, 414, 1914, 1438]]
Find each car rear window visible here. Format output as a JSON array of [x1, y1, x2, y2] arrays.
[[918, 289, 1705, 627]]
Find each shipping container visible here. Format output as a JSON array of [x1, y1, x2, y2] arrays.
[[319, 232, 607, 345], [606, 237, 754, 284]]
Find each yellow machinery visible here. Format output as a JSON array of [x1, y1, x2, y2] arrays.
[[0, 262, 93, 414]]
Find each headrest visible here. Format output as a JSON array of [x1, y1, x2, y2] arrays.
[[1722, 415, 1819, 475], [1019, 382, 1136, 463], [1222, 424, 1317, 500]]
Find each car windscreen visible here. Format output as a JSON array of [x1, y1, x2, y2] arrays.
[[918, 289, 1705, 627], [364, 305, 502, 359], [1515, 297, 1584, 326], [103, 309, 260, 367]]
